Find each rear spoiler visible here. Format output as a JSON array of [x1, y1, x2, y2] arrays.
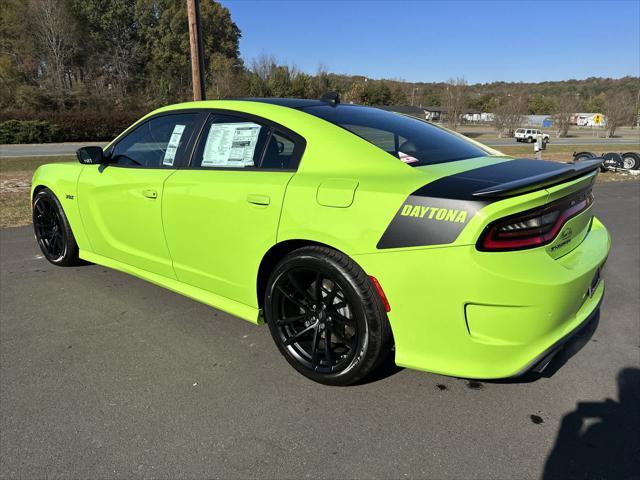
[[472, 158, 603, 198]]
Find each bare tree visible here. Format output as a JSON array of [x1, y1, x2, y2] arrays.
[[444, 77, 467, 130], [492, 91, 526, 138], [311, 63, 330, 98], [31, 0, 75, 106], [209, 54, 246, 99], [603, 91, 636, 138], [552, 94, 578, 138]]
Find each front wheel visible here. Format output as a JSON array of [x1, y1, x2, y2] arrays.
[[32, 188, 81, 266], [264, 246, 392, 386]]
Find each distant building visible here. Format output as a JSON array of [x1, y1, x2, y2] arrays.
[[522, 115, 553, 127], [379, 105, 492, 123], [570, 113, 606, 127]]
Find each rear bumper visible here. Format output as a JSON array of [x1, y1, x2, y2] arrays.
[[519, 294, 602, 376], [354, 216, 610, 379]]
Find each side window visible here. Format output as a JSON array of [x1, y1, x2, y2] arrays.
[[192, 115, 270, 169], [261, 130, 297, 169], [111, 114, 197, 168]]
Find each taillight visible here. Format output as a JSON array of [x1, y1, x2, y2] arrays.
[[478, 188, 593, 251]]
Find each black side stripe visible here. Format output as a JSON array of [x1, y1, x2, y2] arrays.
[[377, 158, 570, 249]]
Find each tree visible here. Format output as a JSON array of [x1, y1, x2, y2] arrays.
[[342, 82, 365, 104], [136, 0, 241, 103], [30, 0, 78, 108], [444, 77, 467, 130], [527, 94, 554, 114], [492, 90, 526, 137], [361, 81, 391, 105], [209, 53, 245, 99], [603, 91, 636, 138], [72, 0, 143, 104], [551, 94, 578, 138]]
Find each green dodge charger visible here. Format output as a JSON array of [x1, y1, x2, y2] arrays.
[[31, 95, 610, 385]]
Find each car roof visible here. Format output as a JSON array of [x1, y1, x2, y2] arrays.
[[236, 98, 328, 109]]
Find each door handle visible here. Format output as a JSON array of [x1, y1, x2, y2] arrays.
[[143, 189, 158, 199], [246, 194, 270, 206]]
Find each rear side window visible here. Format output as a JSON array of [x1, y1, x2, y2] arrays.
[[192, 114, 301, 170], [111, 113, 197, 168], [261, 131, 297, 169], [301, 105, 488, 167]]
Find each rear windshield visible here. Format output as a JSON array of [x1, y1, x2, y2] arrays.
[[301, 104, 489, 166]]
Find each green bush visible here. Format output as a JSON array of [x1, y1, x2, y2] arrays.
[[0, 110, 144, 143], [0, 120, 61, 144]]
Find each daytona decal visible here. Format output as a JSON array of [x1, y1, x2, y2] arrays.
[[377, 196, 487, 249], [377, 158, 571, 249]]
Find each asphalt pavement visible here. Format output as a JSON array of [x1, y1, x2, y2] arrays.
[[1, 136, 639, 158], [1, 182, 639, 479]]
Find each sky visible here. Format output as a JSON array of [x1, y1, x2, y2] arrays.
[[220, 0, 640, 84]]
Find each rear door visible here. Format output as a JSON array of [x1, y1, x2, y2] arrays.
[[162, 112, 305, 307], [78, 112, 202, 278]]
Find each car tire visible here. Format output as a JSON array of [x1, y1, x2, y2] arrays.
[[621, 152, 640, 170], [32, 187, 81, 266], [264, 246, 392, 386]]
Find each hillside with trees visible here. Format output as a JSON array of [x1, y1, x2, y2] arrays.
[[1, 0, 638, 141]]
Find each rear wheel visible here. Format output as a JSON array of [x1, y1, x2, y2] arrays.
[[264, 246, 392, 386], [622, 152, 640, 170], [32, 188, 81, 266]]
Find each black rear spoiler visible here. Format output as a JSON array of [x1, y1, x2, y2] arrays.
[[472, 158, 603, 198]]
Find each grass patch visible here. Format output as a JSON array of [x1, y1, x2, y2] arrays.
[[0, 155, 75, 173], [0, 190, 31, 227], [0, 156, 75, 227]]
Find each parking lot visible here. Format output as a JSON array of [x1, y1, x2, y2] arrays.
[[1, 181, 638, 479]]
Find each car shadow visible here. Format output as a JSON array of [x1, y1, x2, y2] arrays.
[[542, 367, 640, 479]]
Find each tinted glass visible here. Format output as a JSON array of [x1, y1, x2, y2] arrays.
[[192, 115, 270, 168], [261, 131, 297, 169], [302, 105, 488, 166], [111, 114, 197, 167]]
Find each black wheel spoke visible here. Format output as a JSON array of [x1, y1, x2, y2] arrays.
[[283, 323, 316, 346], [314, 272, 323, 302], [331, 311, 354, 326], [286, 273, 314, 306], [277, 285, 309, 311], [310, 327, 321, 369], [328, 300, 347, 311], [276, 314, 307, 326], [324, 282, 339, 305], [325, 328, 333, 365], [329, 326, 351, 348]]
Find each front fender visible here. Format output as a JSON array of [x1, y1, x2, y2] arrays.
[[32, 162, 90, 251]]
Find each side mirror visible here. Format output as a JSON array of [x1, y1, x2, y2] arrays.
[[76, 146, 105, 165]]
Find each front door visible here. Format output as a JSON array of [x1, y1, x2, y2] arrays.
[[162, 113, 305, 307], [78, 112, 201, 278]]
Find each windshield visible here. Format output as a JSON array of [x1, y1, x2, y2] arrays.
[[301, 104, 489, 166]]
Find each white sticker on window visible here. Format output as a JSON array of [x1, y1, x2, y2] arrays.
[[201, 122, 262, 168], [162, 124, 186, 166]]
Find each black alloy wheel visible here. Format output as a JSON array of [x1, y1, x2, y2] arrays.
[[271, 267, 358, 373], [265, 246, 392, 386], [32, 188, 80, 266]]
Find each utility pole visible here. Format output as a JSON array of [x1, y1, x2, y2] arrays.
[[187, 0, 205, 100]]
